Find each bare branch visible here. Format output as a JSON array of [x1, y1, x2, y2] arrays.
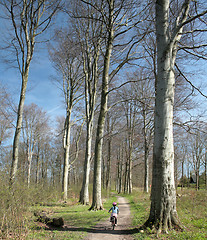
[[175, 63, 207, 99]]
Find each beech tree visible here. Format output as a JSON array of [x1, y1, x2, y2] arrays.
[[0, 0, 62, 186], [70, 0, 103, 205], [132, 72, 154, 193], [145, 0, 207, 233], [116, 141, 124, 193], [122, 97, 138, 194], [50, 32, 84, 201], [22, 103, 49, 187], [84, 0, 148, 211]]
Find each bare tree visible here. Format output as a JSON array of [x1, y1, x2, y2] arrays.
[[0, 0, 62, 186], [116, 142, 124, 193], [145, 0, 207, 234], [69, 0, 103, 205], [50, 31, 84, 201], [22, 103, 49, 187], [83, 0, 147, 211], [126, 71, 154, 193]]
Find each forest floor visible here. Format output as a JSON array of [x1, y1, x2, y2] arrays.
[[84, 196, 134, 240], [6, 187, 206, 239]]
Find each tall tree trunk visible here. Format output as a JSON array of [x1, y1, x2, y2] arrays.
[[181, 161, 184, 190], [102, 156, 106, 189], [27, 152, 33, 187], [118, 145, 124, 194], [116, 145, 123, 193], [62, 113, 71, 201], [128, 138, 133, 194], [10, 72, 29, 186], [106, 114, 112, 191], [196, 162, 200, 191], [36, 144, 40, 184], [116, 154, 120, 192], [8, 0, 59, 187], [89, 0, 114, 211], [80, 121, 93, 204], [144, 0, 188, 233], [143, 108, 149, 193], [124, 159, 128, 194], [79, 23, 100, 205]]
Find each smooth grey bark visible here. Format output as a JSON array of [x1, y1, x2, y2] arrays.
[[79, 33, 101, 205], [143, 108, 149, 193], [142, 105, 153, 193], [35, 142, 40, 184], [194, 134, 202, 191], [62, 112, 71, 200], [116, 150, 120, 192], [119, 145, 124, 193], [145, 0, 193, 233], [79, 121, 93, 204], [89, 0, 114, 211], [10, 74, 29, 185], [27, 151, 33, 187], [124, 101, 136, 194], [74, 1, 103, 204], [105, 113, 112, 191], [116, 144, 123, 194]]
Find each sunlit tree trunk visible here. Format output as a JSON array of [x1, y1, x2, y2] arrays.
[[62, 112, 71, 201], [78, 8, 101, 205], [80, 120, 93, 204], [124, 155, 128, 194], [10, 73, 29, 185], [36, 143, 40, 184], [145, 0, 191, 233], [27, 152, 33, 187], [106, 114, 112, 191], [89, 0, 114, 211], [118, 144, 124, 193]]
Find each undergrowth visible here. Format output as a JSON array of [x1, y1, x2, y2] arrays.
[[1, 168, 206, 240], [28, 194, 116, 240], [0, 171, 116, 240], [125, 188, 207, 240]]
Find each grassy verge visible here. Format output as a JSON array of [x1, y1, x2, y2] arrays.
[[0, 173, 117, 240], [27, 194, 117, 240], [125, 188, 207, 240]]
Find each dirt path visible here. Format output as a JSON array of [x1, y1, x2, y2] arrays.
[[85, 196, 134, 240]]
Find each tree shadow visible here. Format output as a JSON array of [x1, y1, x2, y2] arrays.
[[44, 224, 139, 236]]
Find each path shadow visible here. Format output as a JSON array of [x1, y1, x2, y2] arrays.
[[44, 224, 138, 236]]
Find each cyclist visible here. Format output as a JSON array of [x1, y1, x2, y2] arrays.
[[108, 202, 119, 225]]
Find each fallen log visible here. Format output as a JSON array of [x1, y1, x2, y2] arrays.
[[34, 211, 64, 227]]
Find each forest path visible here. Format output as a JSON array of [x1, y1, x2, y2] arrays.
[[85, 196, 134, 240]]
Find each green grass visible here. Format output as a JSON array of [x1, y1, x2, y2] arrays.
[[27, 195, 117, 240], [1, 176, 206, 240], [124, 188, 207, 240]]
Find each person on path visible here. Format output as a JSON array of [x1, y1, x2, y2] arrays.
[[108, 202, 119, 225]]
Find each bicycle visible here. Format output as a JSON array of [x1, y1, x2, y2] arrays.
[[110, 216, 116, 230]]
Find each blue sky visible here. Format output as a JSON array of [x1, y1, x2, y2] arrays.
[[0, 48, 65, 123], [0, 5, 66, 125]]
